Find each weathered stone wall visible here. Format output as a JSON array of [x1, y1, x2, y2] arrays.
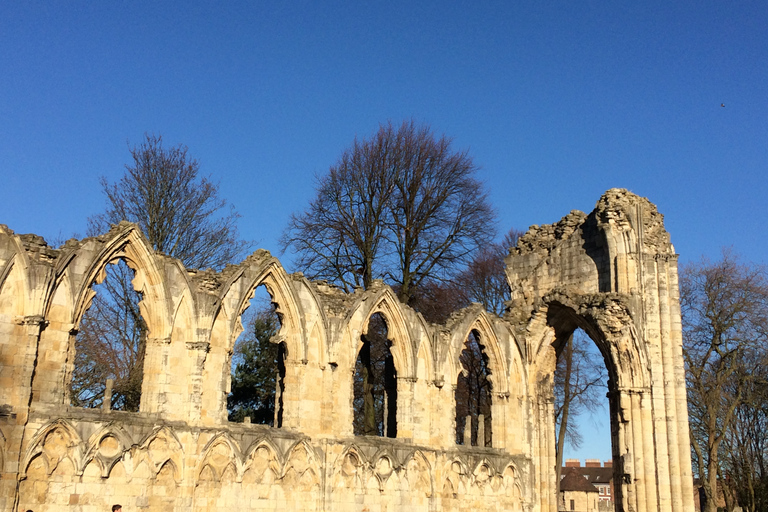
[[0, 189, 695, 511]]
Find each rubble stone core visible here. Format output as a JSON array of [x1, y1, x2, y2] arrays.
[[0, 189, 694, 512]]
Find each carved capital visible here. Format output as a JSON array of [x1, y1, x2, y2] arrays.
[[186, 342, 210, 352], [14, 315, 47, 328]]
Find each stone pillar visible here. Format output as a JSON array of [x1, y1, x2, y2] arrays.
[[10, 316, 47, 408], [614, 388, 637, 512], [186, 342, 210, 423], [140, 336, 171, 415], [103, 378, 114, 411], [281, 358, 305, 430], [396, 377, 416, 440], [464, 416, 472, 446], [28, 320, 69, 405], [667, 261, 696, 511], [477, 414, 485, 447]]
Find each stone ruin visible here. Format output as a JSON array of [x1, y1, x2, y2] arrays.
[[0, 189, 695, 511]]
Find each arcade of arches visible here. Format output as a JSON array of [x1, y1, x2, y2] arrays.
[[0, 189, 695, 511]]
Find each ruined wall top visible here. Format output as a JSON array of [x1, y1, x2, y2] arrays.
[[505, 188, 675, 311]]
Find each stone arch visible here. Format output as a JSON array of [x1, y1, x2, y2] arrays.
[[446, 308, 509, 396], [83, 424, 134, 478], [403, 450, 433, 497], [332, 444, 365, 490], [20, 419, 83, 478], [502, 463, 523, 499], [242, 438, 281, 484], [32, 225, 174, 409], [196, 432, 243, 482], [345, 286, 415, 379], [0, 255, 31, 317], [67, 224, 172, 340], [441, 457, 470, 498], [137, 426, 184, 481], [540, 292, 650, 390], [281, 439, 321, 491], [282, 439, 320, 472], [155, 457, 181, 483], [217, 257, 309, 362]]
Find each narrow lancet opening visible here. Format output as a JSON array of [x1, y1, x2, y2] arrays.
[[71, 259, 146, 412], [455, 330, 492, 446], [353, 313, 397, 437], [228, 284, 285, 427]]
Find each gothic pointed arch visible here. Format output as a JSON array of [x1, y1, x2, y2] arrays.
[[215, 253, 311, 362], [445, 306, 510, 396], [68, 223, 173, 340], [346, 286, 415, 379], [196, 432, 243, 482], [137, 426, 185, 481], [20, 419, 84, 478], [531, 290, 651, 390], [82, 424, 134, 478]]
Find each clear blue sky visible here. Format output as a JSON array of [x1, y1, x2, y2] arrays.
[[2, 1, 766, 461]]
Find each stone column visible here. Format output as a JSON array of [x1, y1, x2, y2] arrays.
[[667, 262, 696, 511], [27, 319, 69, 405], [186, 342, 210, 423], [615, 388, 638, 512], [140, 336, 171, 415], [396, 376, 416, 440], [281, 358, 305, 429]]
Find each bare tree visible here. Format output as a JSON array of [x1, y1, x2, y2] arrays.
[[682, 251, 768, 512], [72, 134, 248, 410], [553, 330, 608, 492], [452, 228, 522, 316], [90, 133, 248, 269], [281, 121, 496, 305]]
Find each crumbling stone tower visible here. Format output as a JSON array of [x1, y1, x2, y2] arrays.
[[0, 189, 694, 511]]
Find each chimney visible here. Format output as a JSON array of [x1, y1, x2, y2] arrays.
[[565, 459, 581, 468], [603, 460, 613, 468], [585, 459, 601, 468]]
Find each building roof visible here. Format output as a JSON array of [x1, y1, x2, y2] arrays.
[[577, 466, 613, 485], [560, 467, 599, 493]]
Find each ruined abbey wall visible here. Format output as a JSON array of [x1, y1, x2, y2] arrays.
[[0, 189, 695, 511]]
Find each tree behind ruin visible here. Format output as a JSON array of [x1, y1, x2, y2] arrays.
[[682, 251, 768, 512], [72, 134, 249, 410], [280, 120, 497, 305]]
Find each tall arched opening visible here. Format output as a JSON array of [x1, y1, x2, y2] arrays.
[[70, 258, 149, 412], [455, 329, 493, 447], [227, 284, 286, 427], [353, 313, 397, 438]]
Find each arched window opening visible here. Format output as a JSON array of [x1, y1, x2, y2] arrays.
[[228, 285, 285, 427], [455, 330, 492, 447], [554, 327, 610, 501], [71, 259, 147, 412], [353, 313, 397, 437]]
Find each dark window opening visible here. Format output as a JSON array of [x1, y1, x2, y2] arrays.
[[353, 313, 397, 437], [228, 285, 284, 426], [455, 330, 492, 446]]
